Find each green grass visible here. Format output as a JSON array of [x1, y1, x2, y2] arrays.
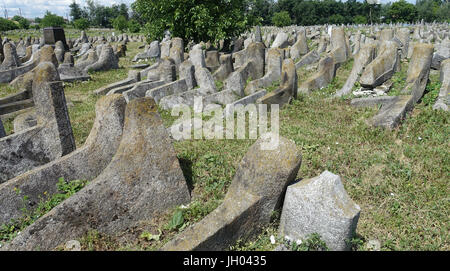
[[1, 37, 448, 251], [0, 178, 89, 246]]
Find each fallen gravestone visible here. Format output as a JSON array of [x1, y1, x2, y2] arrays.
[[163, 134, 302, 251]]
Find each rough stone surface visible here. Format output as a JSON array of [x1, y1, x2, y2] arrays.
[[402, 43, 434, 104], [359, 41, 399, 88], [84, 44, 119, 73], [5, 98, 190, 251], [279, 171, 361, 251], [245, 48, 282, 96], [271, 32, 289, 49], [0, 95, 126, 225], [295, 50, 319, 69], [163, 134, 301, 251], [433, 58, 450, 111], [298, 55, 336, 94], [0, 62, 75, 183], [335, 44, 376, 97], [258, 58, 298, 107]]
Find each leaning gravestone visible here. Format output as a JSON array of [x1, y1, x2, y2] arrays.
[[5, 97, 190, 251], [0, 62, 76, 183], [163, 133, 302, 251], [43, 27, 68, 50], [0, 94, 127, 225]]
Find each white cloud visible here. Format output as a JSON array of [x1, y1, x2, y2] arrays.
[[0, 0, 134, 19]]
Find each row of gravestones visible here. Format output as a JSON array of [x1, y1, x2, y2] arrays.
[[95, 23, 448, 133], [0, 35, 361, 251], [1, 23, 449, 251], [0, 30, 128, 119]]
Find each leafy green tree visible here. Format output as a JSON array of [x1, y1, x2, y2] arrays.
[[271, 11, 292, 26], [386, 0, 418, 23], [0, 18, 19, 31], [40, 11, 66, 27], [128, 19, 141, 33], [12, 16, 30, 29], [73, 18, 90, 30], [353, 15, 368, 24], [69, 1, 83, 21], [328, 14, 346, 24], [132, 0, 256, 44], [247, 0, 275, 25], [112, 15, 128, 33]]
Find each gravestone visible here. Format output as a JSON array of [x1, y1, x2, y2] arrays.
[[43, 27, 68, 50]]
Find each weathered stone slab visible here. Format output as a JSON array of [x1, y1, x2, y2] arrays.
[[295, 50, 319, 69], [431, 40, 450, 70], [370, 95, 415, 129], [0, 99, 34, 115], [0, 95, 126, 225], [290, 28, 308, 60], [245, 48, 282, 96], [94, 70, 141, 95], [146, 79, 188, 103], [162, 134, 301, 251], [335, 44, 376, 97], [43, 27, 68, 50], [122, 80, 165, 102], [258, 58, 297, 107], [13, 109, 36, 132], [279, 171, 360, 251], [271, 32, 289, 49], [350, 96, 397, 108], [224, 89, 267, 117], [4, 97, 190, 251], [360, 41, 399, 88], [298, 55, 335, 94], [433, 58, 450, 111], [0, 62, 75, 183], [84, 44, 119, 73], [330, 27, 349, 66], [401, 43, 434, 104], [212, 54, 233, 82]]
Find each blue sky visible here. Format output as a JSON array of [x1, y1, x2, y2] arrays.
[[1, 0, 417, 19]]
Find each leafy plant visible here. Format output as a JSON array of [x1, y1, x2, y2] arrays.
[[166, 210, 185, 231]]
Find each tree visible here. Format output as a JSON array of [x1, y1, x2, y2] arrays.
[[128, 19, 141, 33], [271, 11, 292, 26], [386, 0, 418, 23], [73, 18, 90, 30], [112, 15, 128, 33], [40, 11, 66, 27], [132, 0, 256, 44], [328, 14, 346, 24], [353, 15, 368, 24], [0, 18, 19, 31], [12, 16, 30, 29], [69, 1, 83, 21], [247, 0, 275, 25]]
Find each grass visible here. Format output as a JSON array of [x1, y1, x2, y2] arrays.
[[1, 38, 448, 251], [0, 178, 89, 246], [73, 53, 447, 251]]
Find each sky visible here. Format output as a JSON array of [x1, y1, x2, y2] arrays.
[[1, 0, 418, 20], [0, 0, 134, 19]]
